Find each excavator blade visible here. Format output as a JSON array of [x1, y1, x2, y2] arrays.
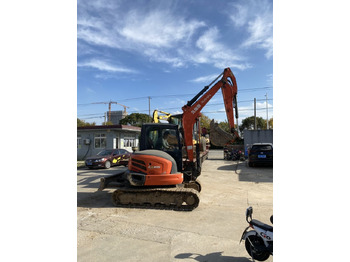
[[98, 171, 126, 191], [210, 119, 237, 146]]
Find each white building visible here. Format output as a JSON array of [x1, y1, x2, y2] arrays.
[[77, 124, 141, 160]]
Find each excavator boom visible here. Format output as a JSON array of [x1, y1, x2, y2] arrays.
[[182, 68, 239, 162]]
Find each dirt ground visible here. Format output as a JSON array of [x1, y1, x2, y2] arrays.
[[77, 150, 273, 262]]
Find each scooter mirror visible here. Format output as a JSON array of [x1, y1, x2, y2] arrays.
[[270, 215, 273, 224], [246, 206, 253, 220]]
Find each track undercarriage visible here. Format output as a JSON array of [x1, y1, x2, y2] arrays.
[[98, 172, 201, 211], [112, 186, 199, 211]]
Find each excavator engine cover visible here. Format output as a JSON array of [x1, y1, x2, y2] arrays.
[[128, 150, 183, 186]]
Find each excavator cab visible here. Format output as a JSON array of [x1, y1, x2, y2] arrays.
[[139, 123, 183, 172], [168, 114, 182, 127]]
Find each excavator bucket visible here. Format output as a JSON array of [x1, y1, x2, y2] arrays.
[[210, 119, 237, 146]]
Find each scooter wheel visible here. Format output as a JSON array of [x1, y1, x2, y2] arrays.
[[245, 235, 270, 261]]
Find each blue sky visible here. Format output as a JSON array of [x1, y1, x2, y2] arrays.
[[77, 0, 273, 125]]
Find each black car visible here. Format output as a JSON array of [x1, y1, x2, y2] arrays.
[[85, 149, 130, 169], [248, 143, 273, 167]]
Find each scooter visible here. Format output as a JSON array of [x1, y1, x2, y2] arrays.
[[224, 148, 244, 161], [240, 207, 273, 261]]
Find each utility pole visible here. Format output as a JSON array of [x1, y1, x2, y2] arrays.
[[92, 101, 129, 123], [265, 93, 269, 129], [254, 98, 257, 130], [108, 102, 112, 122], [148, 96, 151, 122]]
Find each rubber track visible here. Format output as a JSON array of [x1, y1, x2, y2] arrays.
[[111, 187, 200, 211]]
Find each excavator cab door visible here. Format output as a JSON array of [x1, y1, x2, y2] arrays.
[[140, 123, 183, 172]]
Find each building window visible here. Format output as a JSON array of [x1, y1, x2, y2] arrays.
[[123, 137, 136, 147], [77, 136, 82, 149], [94, 133, 106, 149]]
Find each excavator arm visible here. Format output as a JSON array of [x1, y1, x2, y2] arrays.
[[181, 68, 239, 162], [152, 110, 172, 123]]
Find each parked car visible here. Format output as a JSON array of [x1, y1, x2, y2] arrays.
[[85, 149, 130, 169], [248, 143, 273, 167]]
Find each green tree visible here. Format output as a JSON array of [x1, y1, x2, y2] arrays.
[[199, 114, 211, 131], [77, 118, 96, 127], [218, 120, 230, 133], [102, 121, 114, 126], [119, 113, 152, 127], [268, 117, 273, 129], [239, 116, 266, 132]]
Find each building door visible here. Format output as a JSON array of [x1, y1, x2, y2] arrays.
[[113, 138, 118, 149]]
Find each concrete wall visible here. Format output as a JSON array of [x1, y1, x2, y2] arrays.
[[243, 129, 273, 155]]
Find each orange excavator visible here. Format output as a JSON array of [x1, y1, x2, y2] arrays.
[[98, 68, 239, 210]]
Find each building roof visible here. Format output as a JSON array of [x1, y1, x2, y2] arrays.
[[77, 124, 141, 132]]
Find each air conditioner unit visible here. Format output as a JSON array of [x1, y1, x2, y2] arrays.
[[84, 139, 91, 145]]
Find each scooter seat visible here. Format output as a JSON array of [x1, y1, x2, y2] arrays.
[[251, 219, 273, 232]]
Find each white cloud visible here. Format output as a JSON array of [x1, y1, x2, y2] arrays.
[[78, 28, 120, 48], [229, 0, 273, 59], [78, 59, 137, 73], [189, 74, 221, 83], [144, 49, 186, 68], [86, 87, 95, 93], [191, 27, 251, 70], [243, 16, 273, 59], [167, 98, 187, 107], [78, 3, 206, 50], [204, 100, 273, 123], [77, 1, 265, 70], [229, 3, 249, 27], [77, 5, 207, 68], [196, 27, 220, 52], [266, 73, 273, 83], [238, 101, 273, 119], [77, 0, 122, 49], [120, 10, 205, 48]]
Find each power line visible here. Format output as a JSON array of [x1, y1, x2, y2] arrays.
[[117, 87, 272, 100], [77, 87, 273, 106], [78, 97, 274, 117], [78, 113, 105, 117], [239, 87, 272, 92], [80, 115, 105, 120], [202, 107, 273, 114], [79, 106, 273, 120]]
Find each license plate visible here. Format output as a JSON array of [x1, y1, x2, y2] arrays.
[[258, 155, 266, 158], [86, 162, 92, 165]]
